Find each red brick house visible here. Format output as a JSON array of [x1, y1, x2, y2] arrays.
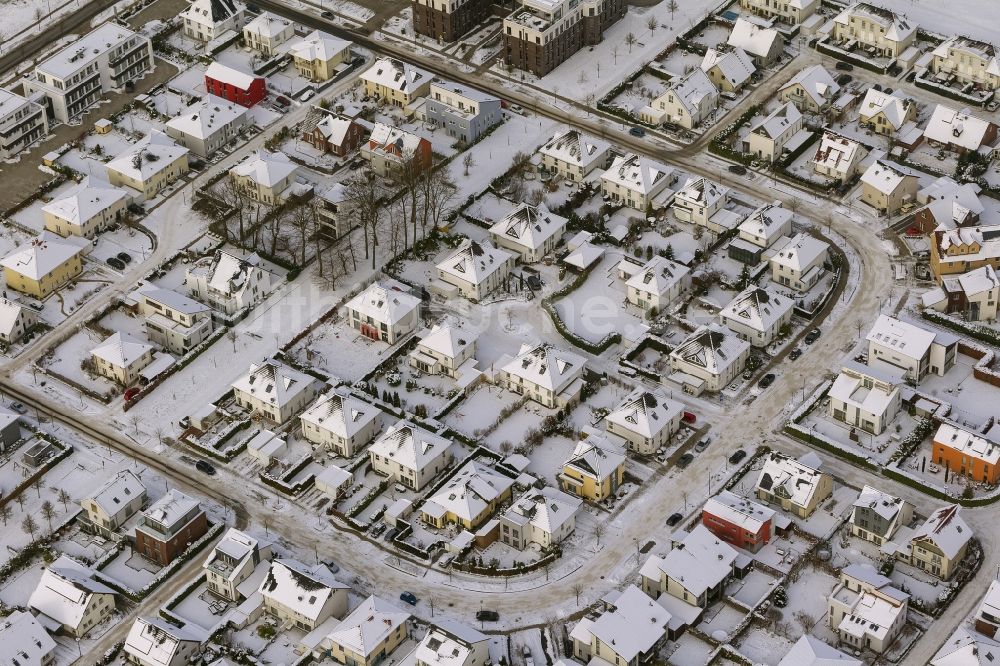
[[135, 489, 208, 566], [205, 62, 266, 108], [360, 122, 432, 177], [303, 113, 366, 156], [701, 490, 775, 553]]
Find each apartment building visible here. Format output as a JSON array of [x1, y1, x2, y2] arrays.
[[425, 81, 501, 143], [42, 180, 128, 238], [412, 0, 492, 42], [832, 2, 916, 58], [931, 36, 1000, 92], [0, 88, 48, 159]]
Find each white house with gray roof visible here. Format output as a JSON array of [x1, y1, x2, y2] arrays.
[[719, 286, 794, 347], [601, 153, 676, 211], [605, 387, 683, 455], [369, 419, 454, 491], [570, 585, 670, 666], [0, 611, 57, 666], [668, 324, 750, 394], [345, 281, 422, 344], [498, 342, 586, 408], [186, 249, 272, 315], [539, 130, 611, 182], [435, 239, 514, 301], [499, 486, 581, 549], [166, 95, 250, 158], [489, 203, 566, 262], [640, 524, 742, 609], [232, 357, 317, 424], [258, 559, 348, 630], [81, 469, 147, 537], [770, 232, 829, 292], [28, 556, 117, 637], [300, 387, 379, 457]]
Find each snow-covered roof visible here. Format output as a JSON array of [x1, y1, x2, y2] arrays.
[[641, 524, 738, 598], [0, 88, 37, 121], [424, 460, 513, 523], [771, 232, 828, 272], [300, 387, 378, 440], [813, 131, 864, 174], [739, 201, 792, 244], [720, 286, 794, 334], [489, 202, 567, 252], [259, 559, 347, 622], [140, 286, 210, 315], [345, 281, 421, 326], [91, 331, 151, 369], [829, 364, 900, 418], [779, 65, 839, 108], [0, 297, 32, 340], [779, 635, 862, 666], [605, 387, 683, 439], [852, 485, 908, 522], [365, 122, 427, 159], [924, 105, 995, 152], [539, 130, 610, 169], [979, 582, 1000, 634], [602, 153, 674, 196], [701, 47, 755, 88], [231, 150, 298, 187], [666, 68, 717, 118], [415, 621, 487, 666], [860, 159, 919, 195], [918, 176, 983, 220], [935, 225, 1000, 269], [165, 95, 248, 140], [934, 35, 1000, 76], [931, 626, 1000, 666], [577, 585, 670, 663], [203, 528, 264, 580], [290, 30, 350, 62], [125, 617, 207, 666], [106, 132, 189, 182], [835, 3, 915, 43], [36, 23, 145, 80], [231, 358, 314, 409], [625, 255, 690, 297], [564, 435, 625, 482], [502, 486, 581, 536], [912, 503, 972, 559], [436, 239, 513, 287], [191, 249, 263, 298], [859, 89, 911, 130], [866, 314, 938, 361], [704, 490, 775, 534], [749, 102, 802, 140], [143, 488, 200, 528], [181, 0, 243, 26], [29, 556, 115, 630], [0, 611, 57, 666], [360, 57, 430, 95], [42, 179, 128, 226], [669, 324, 750, 377], [756, 451, 826, 508], [954, 265, 1000, 297], [728, 17, 782, 58], [369, 419, 452, 473], [502, 342, 585, 393], [311, 113, 357, 146], [204, 61, 260, 90], [676, 176, 728, 210], [324, 595, 410, 657], [87, 469, 146, 518], [1, 231, 87, 280], [418, 324, 472, 360]]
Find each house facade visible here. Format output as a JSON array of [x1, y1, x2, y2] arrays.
[[426, 82, 501, 144], [0, 88, 48, 159], [345, 281, 422, 344], [558, 435, 625, 502], [134, 490, 208, 566], [755, 451, 832, 517], [300, 387, 380, 457], [231, 358, 317, 424]]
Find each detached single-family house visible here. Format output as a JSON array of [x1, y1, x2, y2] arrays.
[[932, 422, 1000, 486], [558, 435, 625, 502], [812, 131, 867, 181], [90, 332, 154, 385], [302, 112, 366, 156], [186, 249, 271, 315], [832, 2, 915, 58], [420, 460, 514, 530], [600, 153, 675, 212], [828, 361, 904, 435], [133, 286, 213, 355], [745, 102, 803, 163], [361, 122, 432, 177], [719, 286, 794, 347], [232, 357, 317, 424], [539, 130, 611, 182], [180, 0, 244, 42], [931, 627, 1000, 665], [344, 281, 422, 344], [360, 57, 431, 106], [414, 621, 489, 666], [828, 564, 909, 654], [885, 504, 972, 580], [426, 81, 502, 144], [42, 180, 129, 239], [570, 585, 670, 666], [778, 636, 861, 666], [728, 17, 784, 67], [369, 419, 454, 491], [80, 469, 147, 538], [930, 225, 1000, 280], [204, 62, 266, 107], [700, 47, 756, 93], [755, 451, 832, 517], [488, 203, 566, 262], [0, 612, 57, 666], [300, 387, 379, 457], [124, 617, 206, 666], [0, 297, 38, 344], [702, 490, 775, 552], [770, 232, 830, 292], [241, 12, 294, 55], [435, 239, 515, 301], [923, 265, 1000, 322], [28, 556, 116, 637], [643, 68, 718, 129], [668, 324, 750, 394], [230, 150, 300, 204], [672, 177, 729, 229], [319, 596, 410, 666], [2, 231, 87, 298], [135, 489, 208, 566], [732, 201, 792, 264], [203, 528, 272, 602], [619, 255, 691, 314], [860, 160, 920, 215], [499, 487, 581, 549], [922, 104, 998, 154], [408, 324, 476, 379], [498, 342, 586, 408], [858, 89, 916, 136], [165, 95, 250, 158], [850, 485, 913, 545], [640, 524, 742, 609], [866, 314, 958, 383], [106, 134, 190, 200], [605, 387, 684, 456], [290, 31, 351, 82], [778, 64, 840, 112], [259, 559, 348, 630]]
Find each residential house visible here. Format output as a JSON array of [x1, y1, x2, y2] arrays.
[[975, 580, 1000, 638], [133, 286, 214, 355], [105, 134, 190, 200], [1, 231, 87, 298], [135, 489, 208, 566], [499, 487, 581, 549], [832, 2, 916, 58], [488, 203, 566, 262], [231, 357, 317, 424], [290, 31, 351, 82], [0, 88, 48, 159], [643, 68, 718, 129], [778, 65, 840, 112], [90, 332, 154, 385], [640, 524, 742, 609], [361, 122, 432, 177], [858, 89, 916, 136], [770, 232, 829, 292], [420, 460, 514, 530], [932, 422, 1000, 485], [300, 387, 379, 457], [730, 201, 792, 264], [408, 324, 476, 379], [344, 281, 422, 344], [745, 102, 803, 163], [739, 0, 818, 25], [413, 621, 489, 666], [498, 342, 586, 408], [124, 617, 206, 666], [23, 23, 153, 123], [931, 627, 1000, 666], [860, 160, 920, 215], [426, 81, 501, 143], [368, 419, 454, 491], [866, 314, 958, 383], [229, 150, 300, 204], [319, 596, 410, 666], [435, 239, 515, 301], [558, 434, 625, 502], [812, 131, 867, 181], [203, 528, 272, 602], [700, 47, 756, 93], [186, 249, 271, 315], [931, 36, 1000, 93], [204, 62, 266, 107], [538, 130, 611, 182], [672, 177, 729, 229], [259, 559, 348, 630], [302, 112, 366, 156], [668, 324, 750, 394], [360, 57, 431, 106], [601, 153, 676, 212], [0, 409, 18, 451], [165, 95, 250, 158], [570, 585, 670, 666], [728, 17, 784, 66], [28, 555, 116, 637], [828, 564, 909, 654], [241, 12, 294, 55], [922, 265, 1000, 322], [42, 180, 128, 239], [619, 255, 691, 314], [0, 612, 57, 666], [850, 485, 913, 545], [702, 490, 775, 552], [412, 0, 492, 42], [778, 635, 861, 666], [719, 286, 794, 347], [912, 176, 983, 233], [313, 183, 353, 239], [828, 361, 904, 435], [930, 225, 1000, 280], [604, 387, 684, 456], [887, 504, 972, 580], [755, 451, 832, 517], [80, 470, 147, 538], [923, 104, 998, 154], [180, 0, 244, 42], [0, 297, 37, 344]]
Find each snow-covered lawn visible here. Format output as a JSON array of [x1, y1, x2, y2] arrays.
[[665, 632, 715, 666], [554, 251, 649, 345], [698, 602, 748, 639], [919, 354, 1000, 426], [98, 549, 161, 590], [734, 625, 795, 666], [726, 567, 780, 608], [443, 384, 521, 440], [286, 319, 405, 384], [39, 328, 119, 399], [779, 563, 840, 642]]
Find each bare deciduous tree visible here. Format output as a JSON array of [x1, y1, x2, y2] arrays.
[[40, 501, 56, 531], [625, 32, 638, 53], [22, 515, 37, 540], [462, 153, 476, 177], [57, 489, 71, 511], [345, 170, 383, 269], [647, 15, 658, 35], [0, 505, 11, 525]]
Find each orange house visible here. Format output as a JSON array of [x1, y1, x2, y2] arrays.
[[933, 422, 1000, 485], [360, 122, 432, 177]]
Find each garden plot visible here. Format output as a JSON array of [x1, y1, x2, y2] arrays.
[[39, 328, 119, 399], [919, 354, 1000, 426], [638, 225, 702, 262], [443, 384, 522, 441], [368, 358, 461, 418], [168, 577, 233, 632], [733, 625, 795, 666], [698, 602, 748, 640], [653, 47, 704, 76], [605, 71, 673, 116], [99, 307, 151, 341], [286, 319, 405, 383], [726, 567, 780, 608], [784, 149, 838, 188], [167, 62, 210, 98], [795, 403, 923, 466], [553, 251, 650, 345], [256, 626, 309, 665], [522, 434, 577, 480], [474, 535, 546, 568], [898, 439, 978, 499], [793, 483, 857, 540], [665, 632, 715, 666], [480, 400, 555, 453], [565, 382, 627, 431], [98, 548, 161, 591], [774, 563, 841, 643], [750, 529, 817, 576]]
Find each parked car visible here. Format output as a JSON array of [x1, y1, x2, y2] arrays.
[[804, 328, 822, 344], [835, 61, 854, 71], [321, 559, 340, 574], [400, 591, 418, 606], [107, 257, 126, 271], [9, 401, 26, 414], [789, 347, 802, 361], [676, 453, 694, 468], [695, 437, 711, 452], [117, 252, 132, 264], [728, 164, 747, 175], [195, 460, 217, 475], [476, 610, 500, 622], [321, 10, 334, 18], [28, 302, 43, 312], [836, 74, 852, 85], [872, 83, 882, 91], [629, 126, 646, 137], [682, 411, 697, 424], [275, 96, 291, 108], [884, 87, 893, 94], [729, 449, 748, 464], [758, 373, 776, 389], [123, 387, 141, 401], [370, 523, 386, 538], [666, 512, 683, 527], [128, 202, 144, 215]]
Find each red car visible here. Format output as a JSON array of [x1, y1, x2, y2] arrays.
[[682, 411, 696, 424], [123, 387, 142, 402]]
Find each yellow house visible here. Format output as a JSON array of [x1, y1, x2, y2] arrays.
[[290, 31, 351, 82], [90, 331, 154, 386], [320, 596, 410, 666], [932, 36, 1000, 93], [106, 135, 189, 200], [420, 461, 514, 530], [859, 160, 919, 215], [1, 231, 87, 298], [42, 181, 129, 239], [359, 57, 431, 107], [832, 2, 916, 58], [858, 89, 916, 136], [558, 436, 625, 502]]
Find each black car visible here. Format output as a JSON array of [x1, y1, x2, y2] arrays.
[[629, 126, 646, 137], [107, 257, 126, 271], [400, 591, 418, 606], [128, 202, 145, 215], [676, 453, 694, 469], [195, 460, 217, 475], [728, 164, 747, 175], [729, 449, 748, 464], [321, 10, 334, 18], [666, 512, 683, 527], [758, 373, 776, 389], [872, 83, 882, 91], [117, 252, 132, 264], [804, 328, 822, 344], [789, 347, 802, 361], [836, 73, 852, 85], [835, 61, 854, 71], [476, 610, 500, 622]]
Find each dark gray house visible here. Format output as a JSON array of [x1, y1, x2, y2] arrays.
[[425, 81, 501, 144]]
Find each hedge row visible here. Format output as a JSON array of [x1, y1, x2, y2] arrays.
[[815, 39, 891, 73]]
